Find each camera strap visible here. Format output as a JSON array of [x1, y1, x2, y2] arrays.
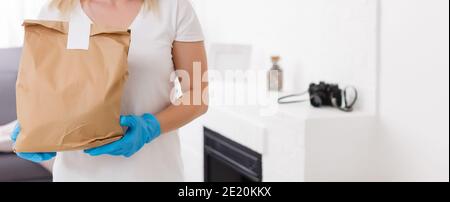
[[277, 91, 309, 104], [332, 86, 358, 112]]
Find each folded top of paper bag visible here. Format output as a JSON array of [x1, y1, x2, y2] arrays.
[[22, 20, 130, 37]]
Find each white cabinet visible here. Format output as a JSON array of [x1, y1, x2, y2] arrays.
[[180, 104, 376, 182]]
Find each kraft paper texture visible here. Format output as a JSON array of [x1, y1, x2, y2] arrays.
[[15, 20, 131, 152]]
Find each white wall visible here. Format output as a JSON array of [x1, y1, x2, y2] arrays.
[[377, 0, 449, 181], [0, 0, 46, 48], [195, 0, 378, 114]]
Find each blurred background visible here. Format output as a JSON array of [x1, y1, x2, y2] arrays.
[[0, 0, 448, 182]]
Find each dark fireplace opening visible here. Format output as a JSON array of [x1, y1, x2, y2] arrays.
[[204, 127, 262, 182]]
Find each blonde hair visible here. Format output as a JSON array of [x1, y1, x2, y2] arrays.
[[49, 0, 157, 14]]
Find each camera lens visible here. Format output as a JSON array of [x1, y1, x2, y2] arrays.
[[310, 95, 322, 107]]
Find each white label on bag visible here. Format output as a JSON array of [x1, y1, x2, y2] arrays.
[[67, 14, 91, 50]]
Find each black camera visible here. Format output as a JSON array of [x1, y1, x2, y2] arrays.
[[308, 82, 343, 108], [278, 81, 357, 112]]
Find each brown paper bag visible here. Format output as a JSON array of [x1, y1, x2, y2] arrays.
[[15, 20, 130, 152]]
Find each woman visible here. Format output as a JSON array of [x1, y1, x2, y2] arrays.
[[11, 0, 208, 181]]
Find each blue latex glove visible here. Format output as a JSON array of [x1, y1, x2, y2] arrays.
[[10, 124, 57, 163], [85, 114, 161, 158]]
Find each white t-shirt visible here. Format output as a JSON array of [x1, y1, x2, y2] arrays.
[[38, 0, 204, 182]]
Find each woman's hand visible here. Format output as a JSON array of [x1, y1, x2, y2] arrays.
[[84, 114, 161, 158], [10, 124, 57, 163]]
